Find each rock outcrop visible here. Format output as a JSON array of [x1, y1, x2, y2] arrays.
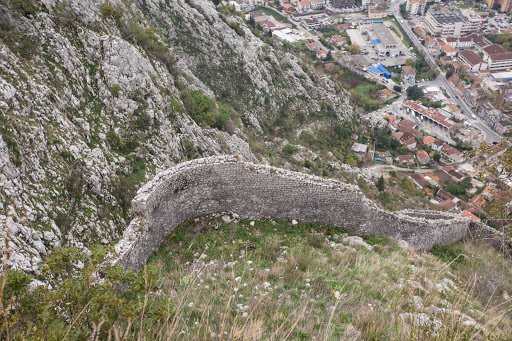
[[0, 0, 353, 271]]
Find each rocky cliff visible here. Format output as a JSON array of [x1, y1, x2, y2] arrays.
[[0, 0, 353, 271]]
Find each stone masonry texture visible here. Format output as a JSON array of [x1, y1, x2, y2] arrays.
[[113, 156, 473, 269]]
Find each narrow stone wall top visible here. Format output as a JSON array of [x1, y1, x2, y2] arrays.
[[113, 155, 473, 269]]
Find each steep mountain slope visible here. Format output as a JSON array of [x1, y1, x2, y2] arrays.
[[0, 0, 352, 271]]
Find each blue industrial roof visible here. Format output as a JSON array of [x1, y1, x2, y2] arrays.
[[372, 39, 381, 44], [368, 66, 382, 74], [378, 64, 391, 77]]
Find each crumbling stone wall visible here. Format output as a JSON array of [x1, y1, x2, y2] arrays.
[[114, 156, 472, 269]]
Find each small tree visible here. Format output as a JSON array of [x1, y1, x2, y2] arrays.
[[406, 85, 423, 100], [376, 176, 386, 192], [346, 44, 360, 54], [433, 152, 441, 162], [213, 0, 221, 6], [394, 85, 402, 92]]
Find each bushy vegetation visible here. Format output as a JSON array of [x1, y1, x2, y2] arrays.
[[180, 90, 230, 130], [228, 21, 245, 36], [11, 0, 38, 17], [2, 218, 510, 340], [487, 33, 512, 52]]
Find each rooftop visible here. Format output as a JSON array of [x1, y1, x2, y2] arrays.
[[404, 101, 453, 129], [459, 50, 483, 66]]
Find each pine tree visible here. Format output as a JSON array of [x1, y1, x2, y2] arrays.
[[376, 176, 385, 192]]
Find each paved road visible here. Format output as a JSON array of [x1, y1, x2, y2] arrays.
[[390, 0, 501, 144]]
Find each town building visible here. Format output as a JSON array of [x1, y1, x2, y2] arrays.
[[425, 8, 482, 37], [410, 172, 430, 189], [487, 0, 512, 14], [458, 50, 485, 72], [351, 143, 368, 158], [311, 0, 325, 9], [401, 65, 416, 80], [305, 41, 321, 51], [316, 49, 328, 59], [398, 154, 416, 165], [406, 0, 427, 15], [298, 0, 311, 13], [403, 101, 453, 131], [482, 44, 512, 71], [416, 150, 430, 164]]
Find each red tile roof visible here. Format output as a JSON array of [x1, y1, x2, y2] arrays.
[[437, 189, 455, 201], [461, 210, 480, 221], [423, 136, 435, 145], [417, 150, 429, 160], [439, 199, 457, 210], [410, 172, 430, 187], [459, 50, 483, 66], [469, 194, 485, 206], [403, 101, 453, 129], [398, 154, 415, 162]]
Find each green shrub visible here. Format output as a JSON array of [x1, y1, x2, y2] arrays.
[[282, 144, 299, 156], [228, 21, 245, 36], [180, 89, 228, 128], [11, 0, 37, 17], [430, 242, 466, 269], [101, 2, 115, 18], [125, 22, 168, 55], [111, 84, 120, 97], [53, 1, 68, 16]]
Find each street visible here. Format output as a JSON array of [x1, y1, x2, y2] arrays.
[[390, 0, 502, 144]]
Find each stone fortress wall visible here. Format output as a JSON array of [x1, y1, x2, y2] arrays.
[[113, 155, 476, 269]]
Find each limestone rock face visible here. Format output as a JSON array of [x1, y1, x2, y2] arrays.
[[0, 0, 352, 270]]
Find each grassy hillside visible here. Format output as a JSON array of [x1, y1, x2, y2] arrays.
[[1, 217, 511, 340]]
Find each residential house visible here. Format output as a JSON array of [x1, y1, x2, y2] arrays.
[[447, 168, 465, 182], [304, 18, 321, 29], [481, 186, 493, 199], [330, 34, 344, 46], [400, 133, 417, 150], [440, 56, 455, 65], [437, 189, 455, 202], [261, 21, 276, 31], [324, 63, 337, 71], [469, 194, 485, 206], [439, 42, 456, 57], [351, 142, 368, 159], [391, 131, 404, 140], [410, 172, 430, 189], [316, 49, 328, 60], [311, 0, 324, 9], [298, 0, 311, 12], [397, 154, 415, 165], [439, 199, 458, 211], [305, 41, 320, 51], [401, 65, 416, 80], [441, 144, 464, 163], [461, 210, 480, 222], [431, 139, 444, 152], [283, 3, 295, 13], [445, 103, 462, 116], [384, 114, 400, 130], [377, 88, 395, 100], [423, 136, 436, 146], [448, 74, 459, 86], [416, 150, 430, 164], [399, 119, 416, 131]]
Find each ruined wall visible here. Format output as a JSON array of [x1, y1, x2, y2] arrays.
[[114, 156, 472, 269]]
